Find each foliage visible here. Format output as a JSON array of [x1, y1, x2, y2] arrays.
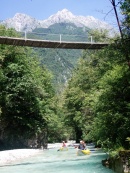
[[126, 137, 130, 149], [62, 22, 130, 150], [62, 27, 114, 142], [108, 146, 125, 159], [120, 0, 130, 36], [88, 29, 110, 42], [34, 48, 81, 93], [0, 25, 74, 148], [0, 26, 56, 148], [32, 23, 86, 93], [63, 51, 101, 142], [92, 66, 130, 143], [47, 95, 74, 143], [32, 23, 90, 42]]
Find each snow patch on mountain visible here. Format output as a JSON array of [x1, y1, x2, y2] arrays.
[[2, 13, 41, 31], [1, 9, 114, 32]]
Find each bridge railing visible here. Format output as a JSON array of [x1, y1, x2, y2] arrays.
[[2, 30, 93, 43], [0, 29, 109, 43], [25, 31, 91, 43]]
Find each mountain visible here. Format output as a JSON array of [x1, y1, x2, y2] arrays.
[[0, 9, 115, 93], [1, 9, 113, 32], [1, 13, 41, 31], [40, 9, 112, 30], [29, 22, 87, 88], [35, 47, 81, 93], [32, 23, 84, 93]]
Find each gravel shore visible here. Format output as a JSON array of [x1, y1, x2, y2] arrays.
[[0, 149, 41, 165]]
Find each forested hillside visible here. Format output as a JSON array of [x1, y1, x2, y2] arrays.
[[33, 23, 90, 36], [33, 48, 81, 92], [32, 23, 89, 92]]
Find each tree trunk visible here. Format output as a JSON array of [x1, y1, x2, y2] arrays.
[[75, 127, 82, 143]]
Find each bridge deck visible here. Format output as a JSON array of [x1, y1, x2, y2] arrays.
[[0, 36, 109, 49]]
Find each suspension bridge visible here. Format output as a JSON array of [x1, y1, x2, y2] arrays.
[[0, 31, 109, 49]]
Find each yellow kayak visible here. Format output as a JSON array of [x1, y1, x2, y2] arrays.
[[77, 149, 91, 156], [58, 147, 68, 151]]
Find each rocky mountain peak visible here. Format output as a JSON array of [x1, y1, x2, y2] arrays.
[[1, 9, 114, 32], [40, 9, 75, 27], [2, 13, 41, 31], [13, 13, 29, 19], [56, 8, 74, 18]]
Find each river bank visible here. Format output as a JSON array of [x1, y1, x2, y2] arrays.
[[102, 150, 130, 173]]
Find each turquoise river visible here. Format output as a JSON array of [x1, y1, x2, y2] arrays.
[[0, 146, 116, 173]]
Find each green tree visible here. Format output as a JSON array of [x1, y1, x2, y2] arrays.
[[89, 29, 110, 42], [0, 27, 54, 149], [91, 64, 130, 149], [120, 0, 130, 36]]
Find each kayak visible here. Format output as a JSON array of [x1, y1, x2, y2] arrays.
[[77, 149, 91, 156], [58, 147, 68, 151], [90, 149, 96, 151]]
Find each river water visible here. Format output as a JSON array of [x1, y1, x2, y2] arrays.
[[0, 146, 115, 173]]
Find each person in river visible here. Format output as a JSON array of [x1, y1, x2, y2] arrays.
[[78, 140, 86, 150], [57, 141, 67, 151], [62, 141, 66, 147]]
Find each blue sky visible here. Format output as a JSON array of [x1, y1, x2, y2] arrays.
[[1, 0, 121, 27]]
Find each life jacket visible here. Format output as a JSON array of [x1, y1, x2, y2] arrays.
[[78, 144, 85, 150], [62, 143, 66, 147]]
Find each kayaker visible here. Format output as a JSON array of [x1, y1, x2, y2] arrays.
[[62, 141, 66, 147], [82, 140, 87, 149], [57, 141, 67, 151], [78, 140, 86, 150]]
